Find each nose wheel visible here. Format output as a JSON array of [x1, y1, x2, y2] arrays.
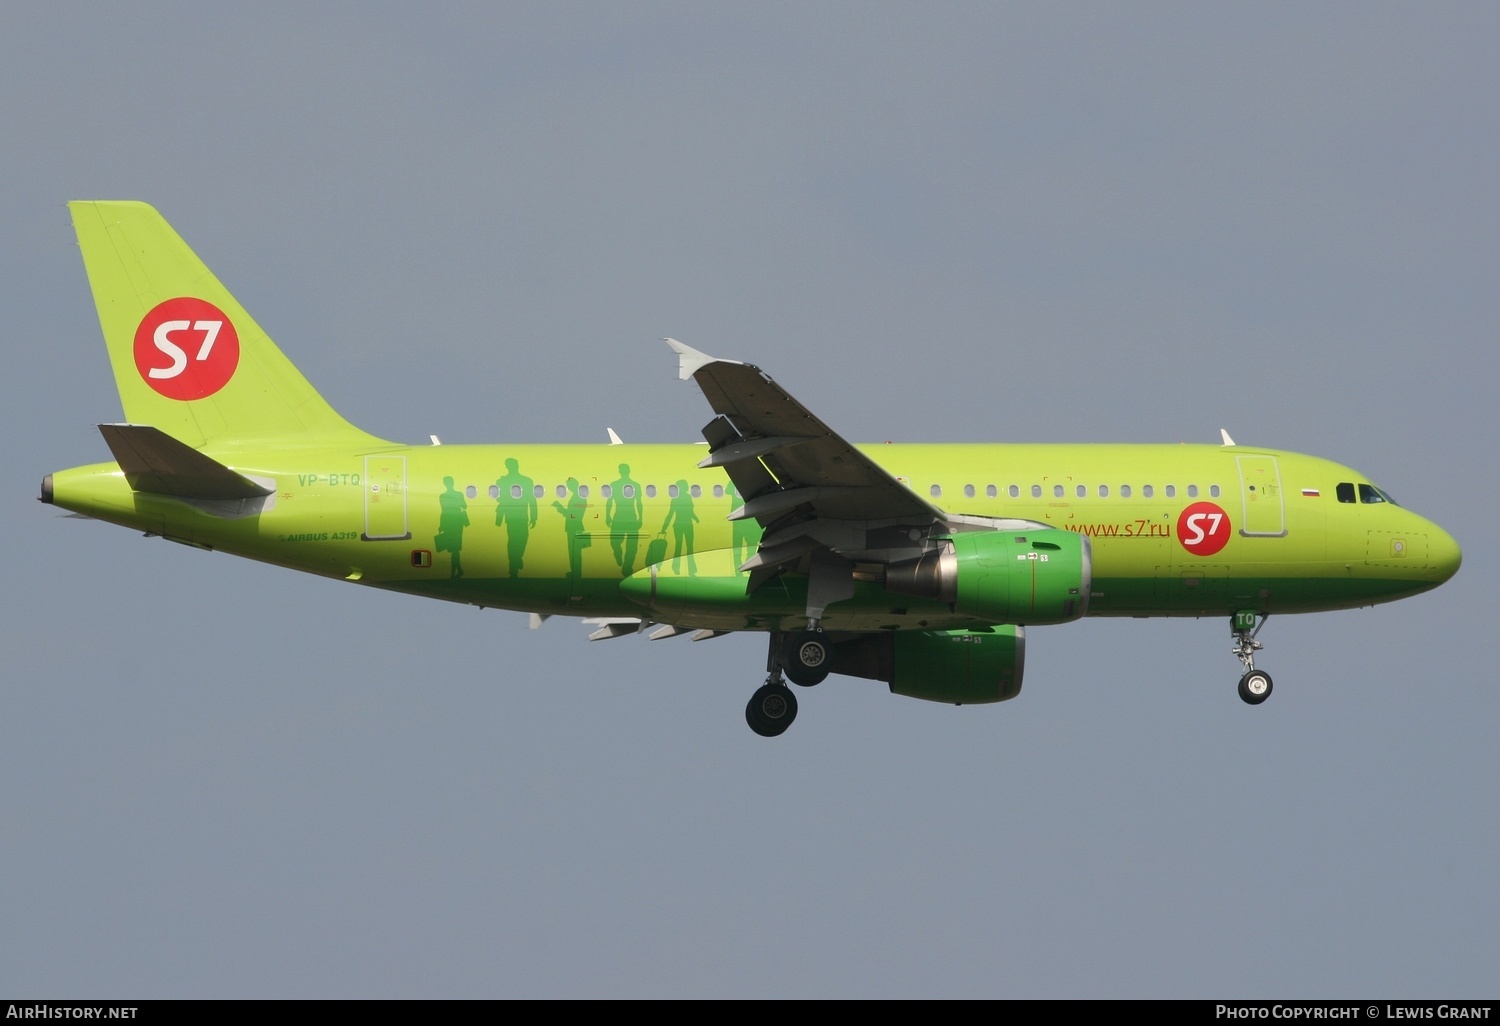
[[1231, 611, 1273, 705], [1238, 669, 1273, 704]]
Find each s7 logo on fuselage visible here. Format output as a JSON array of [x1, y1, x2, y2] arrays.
[[1177, 501, 1231, 556], [133, 297, 240, 400]]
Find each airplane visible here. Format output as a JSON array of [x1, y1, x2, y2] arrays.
[[41, 201, 1462, 737]]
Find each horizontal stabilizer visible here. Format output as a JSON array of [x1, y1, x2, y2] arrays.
[[98, 424, 272, 500]]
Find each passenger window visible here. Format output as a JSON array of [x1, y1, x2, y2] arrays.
[[1120, 484, 1131, 498], [1031, 485, 1042, 498], [646, 485, 657, 498], [1165, 485, 1176, 498], [555, 484, 567, 498], [465, 485, 477, 499], [1187, 484, 1198, 498], [1210, 484, 1220, 498], [986, 484, 998, 498], [533, 485, 544, 499], [930, 484, 942, 497], [1142, 485, 1154, 498], [690, 484, 701, 499], [1099, 485, 1109, 497], [600, 484, 612, 498], [668, 484, 680, 498], [964, 484, 975, 498], [1076, 484, 1087, 498], [489, 485, 500, 499], [713, 484, 724, 498], [1054, 484, 1065, 498], [623, 485, 635, 498], [1359, 483, 1387, 504], [1007, 485, 1018, 498]]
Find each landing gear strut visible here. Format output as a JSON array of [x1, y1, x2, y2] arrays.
[[1231, 610, 1273, 705], [746, 633, 799, 737]]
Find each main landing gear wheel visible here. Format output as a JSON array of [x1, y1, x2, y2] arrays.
[[1238, 670, 1273, 705], [746, 682, 798, 737], [783, 630, 831, 687]]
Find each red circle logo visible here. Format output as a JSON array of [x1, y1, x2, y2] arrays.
[[133, 298, 240, 400], [1176, 501, 1232, 556]]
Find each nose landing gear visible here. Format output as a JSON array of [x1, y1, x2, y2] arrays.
[[1232, 611, 1273, 705]]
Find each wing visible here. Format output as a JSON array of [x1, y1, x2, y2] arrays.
[[668, 339, 957, 617]]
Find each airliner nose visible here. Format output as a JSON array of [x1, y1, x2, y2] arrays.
[[1429, 523, 1462, 584]]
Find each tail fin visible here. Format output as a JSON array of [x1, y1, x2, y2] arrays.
[[70, 201, 382, 450]]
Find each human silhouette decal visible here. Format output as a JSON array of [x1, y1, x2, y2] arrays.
[[435, 476, 469, 578], [494, 458, 537, 578], [659, 479, 699, 576], [552, 476, 590, 584], [605, 463, 644, 577], [725, 481, 762, 572]]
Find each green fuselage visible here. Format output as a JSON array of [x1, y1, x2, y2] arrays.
[[48, 439, 1461, 632]]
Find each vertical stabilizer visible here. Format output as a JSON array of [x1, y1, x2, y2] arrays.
[[69, 201, 383, 449]]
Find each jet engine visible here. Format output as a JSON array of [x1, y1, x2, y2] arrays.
[[829, 627, 1025, 704], [884, 529, 1091, 624]]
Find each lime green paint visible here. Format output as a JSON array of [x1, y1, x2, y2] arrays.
[[47, 439, 1462, 625], [69, 201, 379, 450], [45, 202, 1462, 642], [950, 529, 1088, 624]]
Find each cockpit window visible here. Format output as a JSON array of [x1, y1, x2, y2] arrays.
[[1336, 482, 1355, 504], [1359, 483, 1398, 506]]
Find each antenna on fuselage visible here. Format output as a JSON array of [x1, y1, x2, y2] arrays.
[[1220, 429, 1236, 446]]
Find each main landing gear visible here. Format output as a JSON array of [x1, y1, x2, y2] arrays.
[[745, 628, 830, 737], [784, 627, 831, 687], [746, 680, 798, 737], [1231, 610, 1273, 705]]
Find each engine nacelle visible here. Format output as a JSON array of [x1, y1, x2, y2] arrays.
[[829, 628, 1025, 705], [884, 529, 1091, 624]]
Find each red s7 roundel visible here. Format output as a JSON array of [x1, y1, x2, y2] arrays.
[[1177, 501, 1231, 556], [133, 298, 240, 400]]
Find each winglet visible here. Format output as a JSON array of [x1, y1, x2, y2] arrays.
[[1220, 429, 1236, 446], [665, 337, 737, 381]]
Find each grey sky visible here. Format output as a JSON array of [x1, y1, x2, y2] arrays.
[[3, 3, 1495, 997]]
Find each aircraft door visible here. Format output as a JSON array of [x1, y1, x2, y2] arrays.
[[362, 455, 411, 541], [1236, 455, 1286, 537]]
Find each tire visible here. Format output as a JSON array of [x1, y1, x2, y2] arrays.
[[745, 683, 798, 737], [784, 630, 831, 687], [1238, 670, 1273, 705]]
